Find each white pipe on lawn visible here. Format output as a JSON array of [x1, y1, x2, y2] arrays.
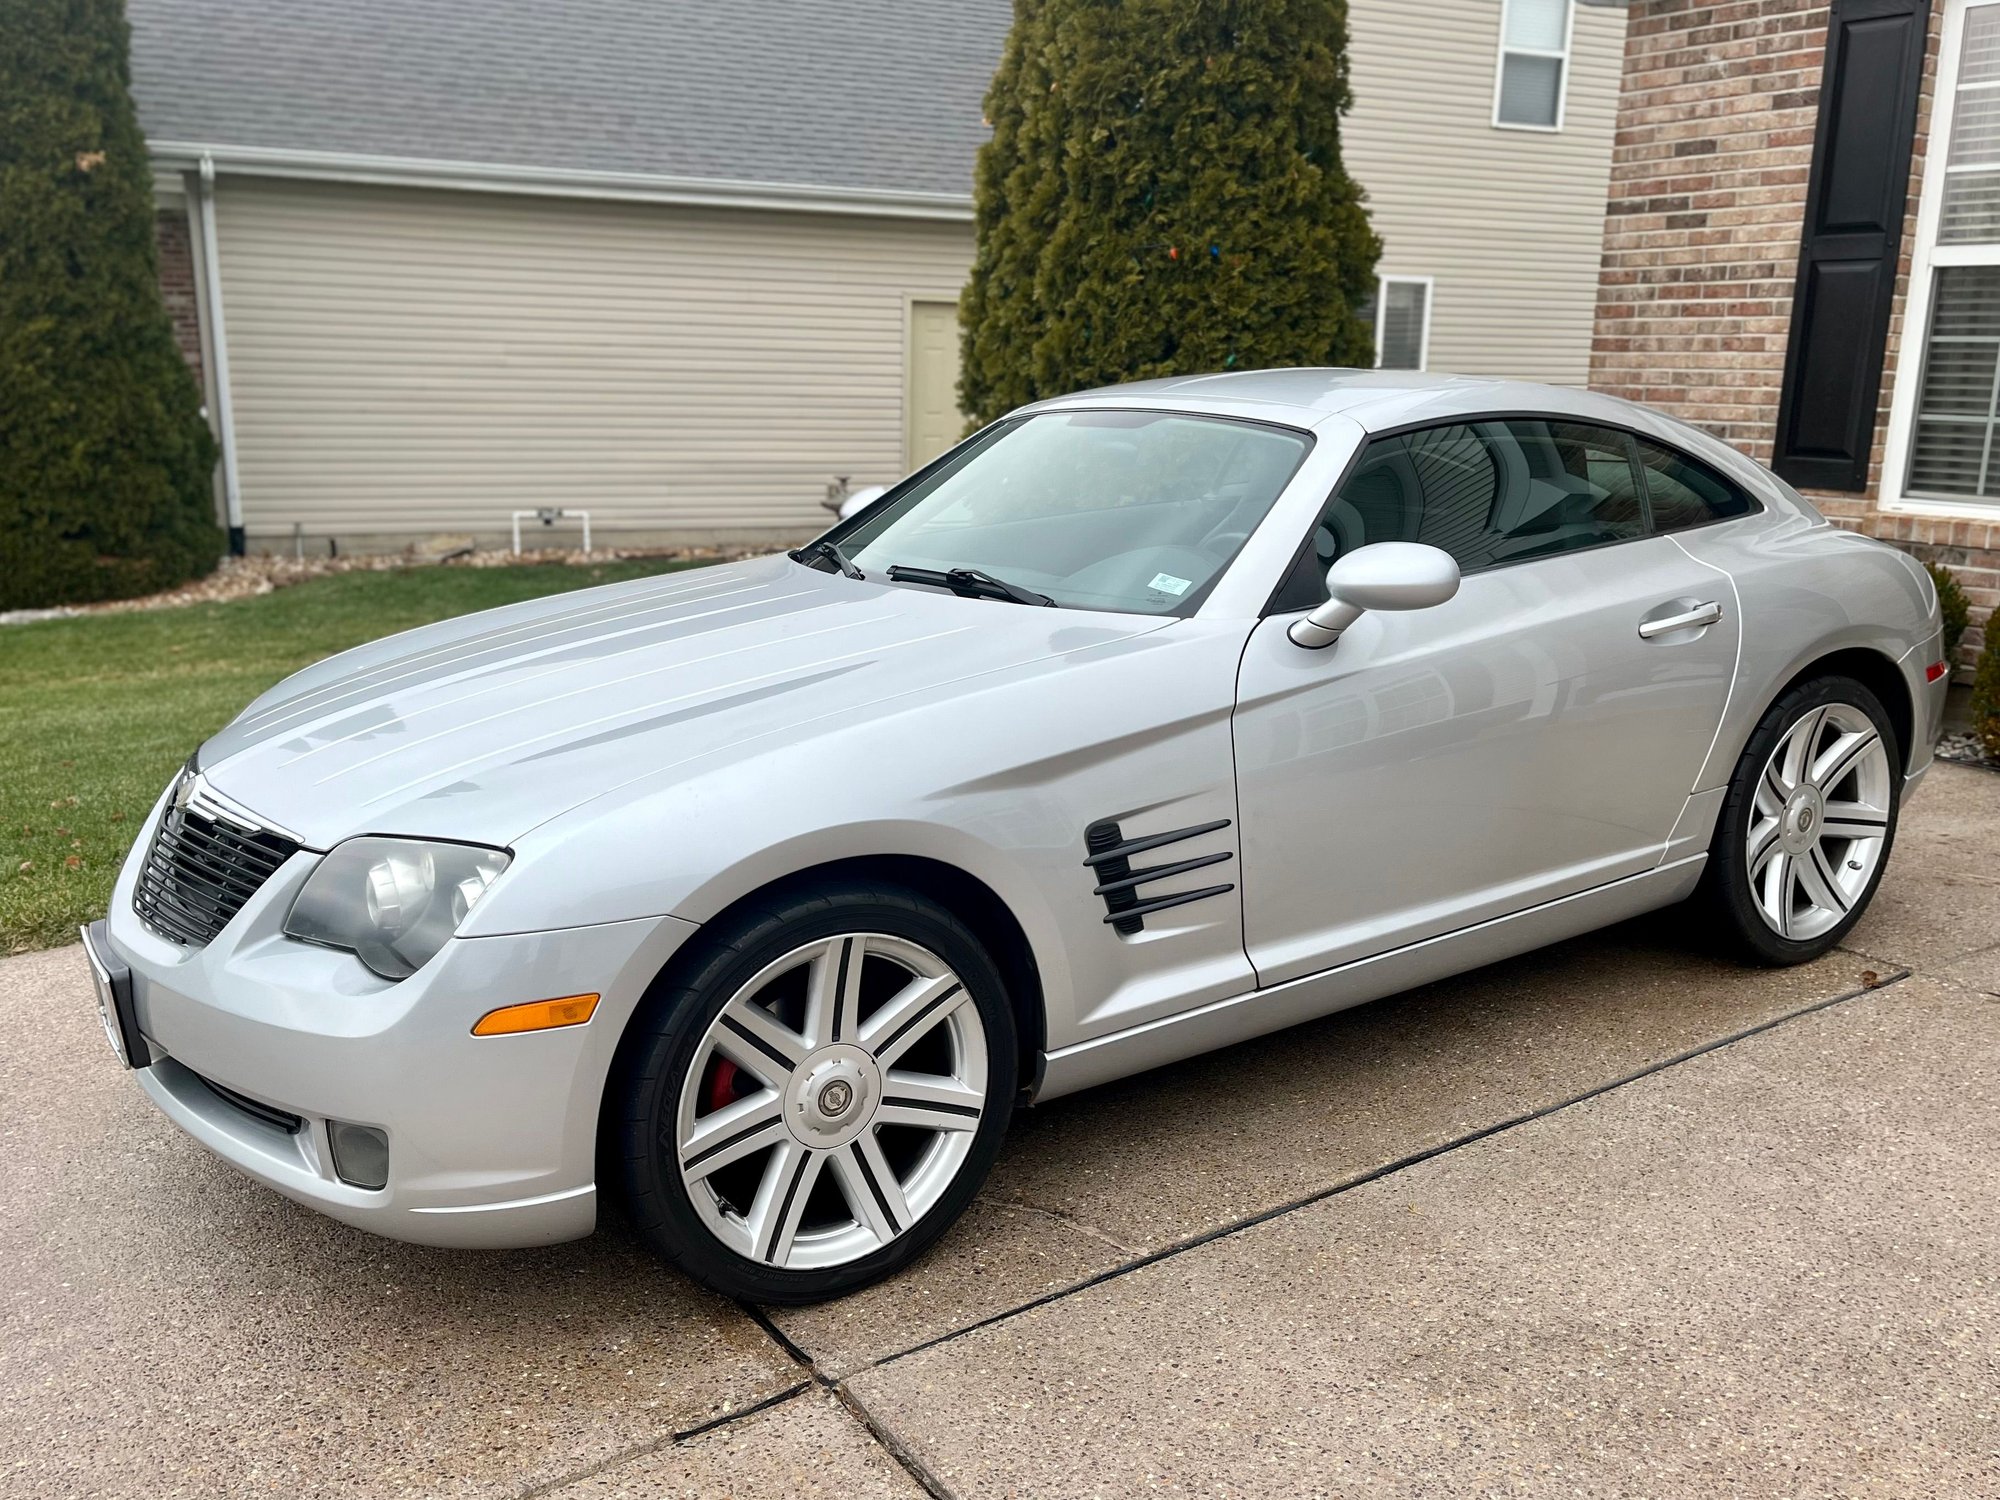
[[194, 155, 245, 554]]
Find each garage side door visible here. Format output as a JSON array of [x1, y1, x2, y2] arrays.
[[906, 300, 963, 470]]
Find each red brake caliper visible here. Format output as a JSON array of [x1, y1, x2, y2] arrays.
[[705, 1056, 742, 1113]]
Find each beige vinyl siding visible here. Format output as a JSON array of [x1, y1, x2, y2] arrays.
[[214, 179, 970, 543], [1344, 0, 1624, 386]]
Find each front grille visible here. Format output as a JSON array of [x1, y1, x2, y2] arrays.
[[133, 778, 299, 948]]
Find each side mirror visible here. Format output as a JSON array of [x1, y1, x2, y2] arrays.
[[1288, 542, 1460, 649]]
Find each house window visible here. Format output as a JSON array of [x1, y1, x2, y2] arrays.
[[1901, 2, 2000, 508], [1373, 277, 1432, 371], [1909, 267, 2000, 498], [1494, 0, 1572, 130], [1941, 6, 2000, 242]]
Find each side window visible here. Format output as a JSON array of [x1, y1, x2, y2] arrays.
[[1635, 439, 1757, 531], [1482, 420, 1647, 565], [1276, 419, 1650, 607]]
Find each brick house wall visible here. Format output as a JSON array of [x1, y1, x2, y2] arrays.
[[1591, 0, 1998, 674], [155, 209, 205, 389]]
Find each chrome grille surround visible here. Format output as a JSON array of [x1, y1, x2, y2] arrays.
[[132, 770, 302, 948]]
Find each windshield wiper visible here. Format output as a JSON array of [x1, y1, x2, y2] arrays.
[[885, 564, 1056, 607], [789, 539, 864, 579]]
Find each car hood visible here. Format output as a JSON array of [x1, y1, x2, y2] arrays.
[[199, 555, 1171, 849]]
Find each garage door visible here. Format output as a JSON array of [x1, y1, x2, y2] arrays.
[[213, 178, 972, 544]]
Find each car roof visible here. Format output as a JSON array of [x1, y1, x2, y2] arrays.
[[1022, 368, 1674, 437]]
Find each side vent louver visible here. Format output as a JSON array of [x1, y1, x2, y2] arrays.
[[1083, 818, 1235, 934]]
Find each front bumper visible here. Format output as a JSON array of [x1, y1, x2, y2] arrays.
[[1901, 630, 1953, 801], [102, 797, 698, 1248]]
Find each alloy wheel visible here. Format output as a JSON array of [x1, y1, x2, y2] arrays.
[[674, 932, 988, 1271], [1745, 701, 1893, 941]]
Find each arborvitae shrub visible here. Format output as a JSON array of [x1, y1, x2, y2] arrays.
[[960, 0, 1381, 426], [0, 0, 220, 608], [1926, 562, 1970, 672], [1973, 604, 2000, 761]]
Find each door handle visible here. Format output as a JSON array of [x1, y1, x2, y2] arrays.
[[1638, 601, 1723, 639]]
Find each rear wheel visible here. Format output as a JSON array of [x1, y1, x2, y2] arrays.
[[614, 880, 1016, 1303], [1703, 675, 1899, 965]]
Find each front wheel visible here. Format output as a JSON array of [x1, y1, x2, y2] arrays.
[[613, 881, 1017, 1303], [1702, 675, 1900, 965]]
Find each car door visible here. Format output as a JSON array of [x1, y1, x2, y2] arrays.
[[1232, 416, 1742, 988]]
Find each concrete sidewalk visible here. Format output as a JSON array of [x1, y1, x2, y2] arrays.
[[2, 765, 1995, 1498]]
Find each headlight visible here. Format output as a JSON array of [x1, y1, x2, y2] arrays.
[[284, 837, 511, 979]]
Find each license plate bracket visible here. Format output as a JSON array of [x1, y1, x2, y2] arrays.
[[80, 920, 151, 1069]]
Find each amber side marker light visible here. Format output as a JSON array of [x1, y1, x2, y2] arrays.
[[1926, 660, 1950, 683], [472, 994, 601, 1036]]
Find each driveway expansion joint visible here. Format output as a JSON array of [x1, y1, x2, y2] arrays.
[[734, 1299, 961, 1500], [828, 1383, 962, 1500], [667, 1379, 815, 1444], [509, 1376, 812, 1500]]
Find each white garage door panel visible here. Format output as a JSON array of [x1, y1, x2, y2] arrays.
[[215, 180, 972, 540]]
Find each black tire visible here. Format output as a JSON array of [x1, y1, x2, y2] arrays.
[[612, 878, 1017, 1304], [1701, 673, 1901, 965]]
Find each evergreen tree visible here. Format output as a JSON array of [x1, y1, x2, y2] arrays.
[[0, 0, 221, 608], [961, 0, 1381, 426]]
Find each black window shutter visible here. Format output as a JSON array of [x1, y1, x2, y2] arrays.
[[1771, 0, 1930, 492]]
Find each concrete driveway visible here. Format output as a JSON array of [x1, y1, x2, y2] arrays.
[[3, 765, 1996, 1499]]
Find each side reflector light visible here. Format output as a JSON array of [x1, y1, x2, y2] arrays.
[[1925, 660, 1949, 683], [471, 993, 601, 1036]]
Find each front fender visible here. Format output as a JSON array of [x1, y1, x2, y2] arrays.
[[458, 620, 1258, 1052]]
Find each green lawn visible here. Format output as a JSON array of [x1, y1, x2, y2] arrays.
[[2, 559, 708, 955]]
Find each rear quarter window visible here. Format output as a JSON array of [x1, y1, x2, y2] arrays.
[[1636, 439, 1758, 531]]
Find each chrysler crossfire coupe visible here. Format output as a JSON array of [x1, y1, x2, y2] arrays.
[[84, 370, 1949, 1302]]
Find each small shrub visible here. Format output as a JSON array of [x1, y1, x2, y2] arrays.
[[1927, 562, 1971, 670], [1973, 603, 2000, 762]]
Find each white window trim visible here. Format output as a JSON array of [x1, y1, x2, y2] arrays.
[[1491, 0, 1575, 133], [1374, 274, 1435, 372], [1880, 0, 2000, 518]]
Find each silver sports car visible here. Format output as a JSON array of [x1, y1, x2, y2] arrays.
[[85, 370, 1950, 1302]]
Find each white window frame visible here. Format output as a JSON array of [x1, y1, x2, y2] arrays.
[[1374, 274, 1435, 372], [1491, 0, 1575, 133], [1881, 0, 2000, 518]]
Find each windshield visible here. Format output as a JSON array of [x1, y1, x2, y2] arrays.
[[837, 410, 1313, 614]]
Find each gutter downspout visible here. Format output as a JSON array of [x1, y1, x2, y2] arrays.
[[193, 155, 245, 556]]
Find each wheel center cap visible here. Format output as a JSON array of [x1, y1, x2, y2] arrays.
[[1781, 786, 1826, 855], [785, 1044, 880, 1149]]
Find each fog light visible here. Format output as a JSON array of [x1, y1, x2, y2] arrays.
[[329, 1121, 390, 1190]]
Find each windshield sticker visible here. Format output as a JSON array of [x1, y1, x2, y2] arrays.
[[1148, 572, 1193, 596]]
